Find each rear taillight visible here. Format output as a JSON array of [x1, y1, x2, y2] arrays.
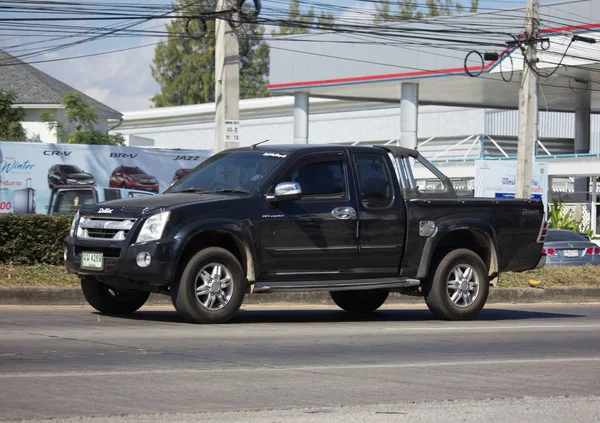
[[537, 219, 548, 243], [542, 247, 556, 255], [585, 247, 600, 255]]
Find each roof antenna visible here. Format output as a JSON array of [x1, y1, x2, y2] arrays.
[[250, 139, 270, 149]]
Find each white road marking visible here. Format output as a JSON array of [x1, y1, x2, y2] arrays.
[[1, 357, 599, 379], [384, 323, 600, 331]]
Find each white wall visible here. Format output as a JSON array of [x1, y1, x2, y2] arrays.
[[112, 98, 491, 150], [21, 109, 62, 143]]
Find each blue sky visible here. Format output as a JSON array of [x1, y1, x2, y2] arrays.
[[0, 0, 530, 112]]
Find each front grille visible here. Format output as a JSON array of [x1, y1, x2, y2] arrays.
[[77, 217, 136, 241]]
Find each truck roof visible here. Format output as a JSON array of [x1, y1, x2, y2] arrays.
[[237, 144, 419, 158]]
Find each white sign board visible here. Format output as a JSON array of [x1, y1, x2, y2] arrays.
[[225, 120, 240, 142], [475, 160, 549, 209], [0, 141, 212, 215]]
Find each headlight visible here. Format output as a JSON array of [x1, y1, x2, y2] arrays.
[[67, 178, 78, 184], [70, 211, 79, 237], [135, 211, 170, 243]]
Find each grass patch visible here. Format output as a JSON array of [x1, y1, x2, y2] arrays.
[[1, 264, 599, 289], [498, 265, 600, 288], [0, 264, 79, 287]]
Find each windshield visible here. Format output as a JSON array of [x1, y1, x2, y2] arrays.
[[59, 165, 83, 174], [53, 190, 95, 215], [123, 167, 145, 174], [167, 150, 285, 193]]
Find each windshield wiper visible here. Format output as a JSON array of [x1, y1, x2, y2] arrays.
[[212, 189, 250, 194], [169, 188, 211, 194]]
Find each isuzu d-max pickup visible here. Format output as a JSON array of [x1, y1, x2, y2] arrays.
[[65, 144, 547, 323]]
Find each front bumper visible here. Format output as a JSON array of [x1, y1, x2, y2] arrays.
[[65, 235, 180, 286]]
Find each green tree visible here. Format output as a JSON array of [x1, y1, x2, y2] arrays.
[[0, 90, 26, 141], [273, 0, 336, 35], [151, 0, 270, 106], [376, 0, 478, 22], [41, 92, 124, 145]]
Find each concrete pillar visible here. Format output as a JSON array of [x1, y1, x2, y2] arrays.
[[293, 92, 309, 144], [400, 83, 418, 150], [574, 106, 591, 200]]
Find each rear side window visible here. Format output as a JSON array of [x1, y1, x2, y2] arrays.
[[288, 160, 346, 198], [354, 154, 393, 208]]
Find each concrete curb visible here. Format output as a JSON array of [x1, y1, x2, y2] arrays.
[[1, 286, 600, 306]]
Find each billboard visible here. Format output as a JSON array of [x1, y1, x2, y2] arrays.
[[475, 160, 549, 209], [0, 141, 212, 215]]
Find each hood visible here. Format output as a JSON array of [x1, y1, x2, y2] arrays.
[[79, 193, 236, 217], [128, 173, 152, 178], [66, 172, 94, 180]]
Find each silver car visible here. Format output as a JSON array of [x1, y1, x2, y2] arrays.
[[543, 229, 600, 266]]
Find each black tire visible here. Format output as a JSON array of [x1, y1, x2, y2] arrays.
[[424, 248, 489, 321], [170, 247, 245, 324], [81, 277, 150, 314], [330, 289, 389, 313]]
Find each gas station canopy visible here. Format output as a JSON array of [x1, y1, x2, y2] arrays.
[[269, 0, 600, 112]]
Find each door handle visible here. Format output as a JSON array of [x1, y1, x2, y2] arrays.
[[332, 206, 356, 220]]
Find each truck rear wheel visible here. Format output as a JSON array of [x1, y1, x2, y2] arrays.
[[81, 277, 150, 314], [330, 289, 389, 313], [170, 247, 245, 324], [424, 248, 489, 321]]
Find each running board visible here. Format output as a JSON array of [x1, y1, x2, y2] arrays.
[[251, 278, 420, 293]]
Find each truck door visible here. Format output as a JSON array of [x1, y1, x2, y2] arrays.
[[259, 151, 359, 279], [352, 152, 406, 276]]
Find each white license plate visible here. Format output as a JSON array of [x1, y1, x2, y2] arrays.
[[563, 249, 579, 258], [81, 252, 104, 270]]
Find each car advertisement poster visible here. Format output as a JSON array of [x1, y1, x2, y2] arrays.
[[0, 141, 212, 215], [475, 159, 549, 209]]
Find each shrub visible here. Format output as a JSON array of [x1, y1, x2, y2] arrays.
[[0, 215, 71, 265], [548, 200, 594, 238]]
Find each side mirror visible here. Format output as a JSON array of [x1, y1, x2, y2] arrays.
[[267, 182, 302, 202]]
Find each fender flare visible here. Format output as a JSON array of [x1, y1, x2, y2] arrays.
[[416, 218, 500, 279], [174, 218, 258, 282]]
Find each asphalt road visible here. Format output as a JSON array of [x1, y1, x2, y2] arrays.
[[1, 303, 600, 422]]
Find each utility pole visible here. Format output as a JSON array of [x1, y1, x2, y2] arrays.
[[214, 0, 240, 153], [515, 0, 539, 199]]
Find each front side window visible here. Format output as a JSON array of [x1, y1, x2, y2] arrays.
[[287, 160, 346, 198], [168, 151, 285, 193], [354, 153, 393, 208]]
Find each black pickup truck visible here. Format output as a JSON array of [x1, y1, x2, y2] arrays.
[[65, 145, 547, 323]]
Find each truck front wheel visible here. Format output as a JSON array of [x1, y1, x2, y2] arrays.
[[330, 289, 389, 313], [81, 277, 150, 314], [424, 248, 489, 321], [170, 247, 245, 324]]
